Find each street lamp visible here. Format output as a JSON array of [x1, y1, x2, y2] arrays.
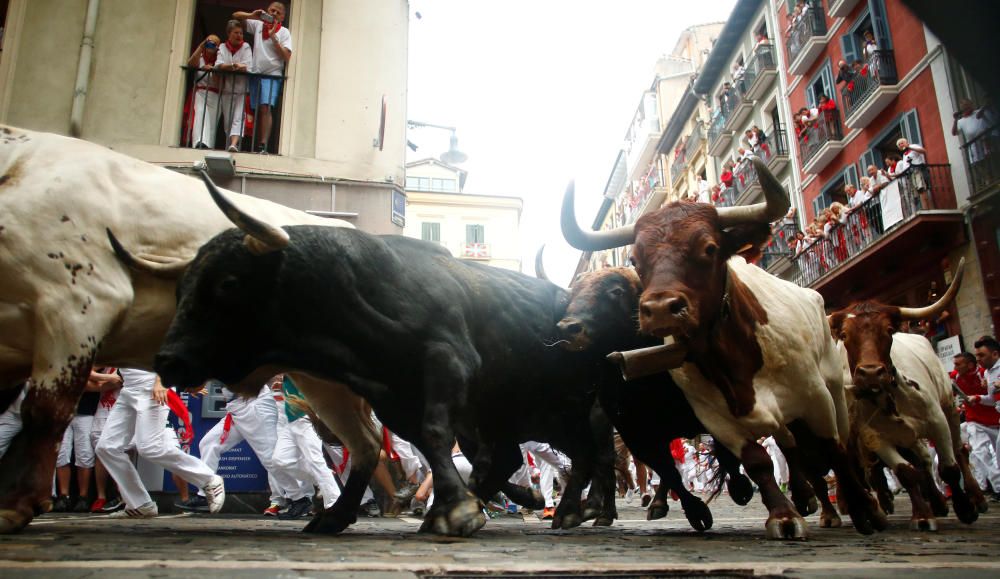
[[406, 120, 469, 165]]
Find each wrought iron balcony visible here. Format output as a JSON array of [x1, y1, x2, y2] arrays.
[[760, 222, 798, 270], [743, 43, 777, 101], [962, 124, 1000, 196], [685, 125, 705, 161], [670, 158, 688, 186], [792, 165, 957, 287], [798, 110, 845, 173], [708, 104, 735, 156], [841, 51, 900, 128], [786, 1, 827, 75], [766, 127, 790, 173], [182, 66, 286, 154]]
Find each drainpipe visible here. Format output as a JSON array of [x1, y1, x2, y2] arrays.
[[70, 0, 100, 137]]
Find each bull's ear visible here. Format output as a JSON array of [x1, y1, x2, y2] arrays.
[[720, 223, 771, 257], [887, 308, 903, 334], [828, 312, 847, 339]]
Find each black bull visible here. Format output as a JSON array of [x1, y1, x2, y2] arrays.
[[151, 224, 621, 536]]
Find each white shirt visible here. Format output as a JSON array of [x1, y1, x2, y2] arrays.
[[870, 170, 890, 189], [901, 145, 926, 167], [119, 368, 157, 390], [246, 20, 293, 75], [216, 42, 253, 94], [194, 55, 219, 90], [850, 189, 871, 208]]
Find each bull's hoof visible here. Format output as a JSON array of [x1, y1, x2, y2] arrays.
[[553, 512, 582, 530], [581, 506, 600, 522], [973, 494, 989, 514], [647, 501, 669, 521], [848, 498, 887, 535], [877, 492, 895, 515], [0, 509, 30, 534], [682, 498, 713, 532], [764, 514, 808, 540], [302, 509, 355, 534], [910, 516, 938, 532], [728, 475, 754, 506], [418, 499, 486, 537], [952, 496, 979, 525], [819, 510, 842, 528], [592, 515, 614, 527]]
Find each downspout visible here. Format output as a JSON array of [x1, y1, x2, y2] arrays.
[[70, 0, 100, 137]]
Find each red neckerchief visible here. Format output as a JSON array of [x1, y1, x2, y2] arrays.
[[262, 20, 282, 41], [225, 39, 244, 56], [203, 50, 217, 66]]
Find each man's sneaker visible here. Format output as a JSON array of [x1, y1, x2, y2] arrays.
[[52, 495, 71, 512], [100, 497, 125, 513], [263, 503, 282, 516], [278, 497, 312, 519], [393, 482, 419, 503], [359, 499, 381, 518], [89, 498, 107, 513], [257, 143, 269, 154], [108, 501, 158, 519], [72, 497, 90, 513], [540, 507, 555, 520], [175, 496, 209, 512], [202, 475, 226, 514], [624, 487, 637, 505]]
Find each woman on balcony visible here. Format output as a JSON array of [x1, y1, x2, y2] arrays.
[[187, 35, 222, 150], [863, 30, 880, 80], [216, 20, 253, 153]]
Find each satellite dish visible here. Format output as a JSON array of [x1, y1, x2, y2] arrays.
[[440, 134, 468, 165]]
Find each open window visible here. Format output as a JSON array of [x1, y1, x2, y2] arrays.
[[181, 0, 293, 154], [860, 109, 922, 172]]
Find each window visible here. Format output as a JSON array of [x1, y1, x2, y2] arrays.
[[466, 224, 485, 244], [421, 222, 440, 243], [813, 165, 857, 216], [806, 60, 836, 107], [431, 177, 457, 192], [861, 108, 922, 171]]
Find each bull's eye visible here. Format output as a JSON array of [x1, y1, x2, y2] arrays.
[[704, 243, 719, 258], [607, 286, 625, 299], [628, 256, 637, 267], [839, 331, 847, 341]]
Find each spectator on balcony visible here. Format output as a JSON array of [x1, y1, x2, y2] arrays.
[[187, 35, 222, 150], [235, 2, 293, 155], [791, 230, 806, 256], [846, 183, 870, 210], [816, 94, 839, 136], [884, 152, 901, 175], [835, 60, 855, 88], [895, 137, 930, 209], [720, 161, 735, 190], [755, 33, 770, 47], [866, 164, 891, 193], [710, 185, 723, 205], [781, 207, 797, 229], [752, 125, 770, 158], [953, 98, 995, 165], [696, 176, 711, 204], [215, 20, 252, 153]]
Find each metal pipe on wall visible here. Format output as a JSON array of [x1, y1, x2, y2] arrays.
[[70, 0, 100, 137]]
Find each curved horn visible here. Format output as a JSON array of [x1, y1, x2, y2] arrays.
[[534, 244, 550, 282], [899, 258, 966, 320], [200, 170, 289, 254], [106, 228, 192, 279], [560, 180, 635, 251], [716, 158, 790, 227]]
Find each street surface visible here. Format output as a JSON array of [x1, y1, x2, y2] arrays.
[[2, 496, 999, 578]]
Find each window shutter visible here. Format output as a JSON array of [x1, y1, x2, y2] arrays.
[[901, 109, 922, 145], [845, 165, 859, 188], [868, 0, 893, 50], [421, 223, 440, 242], [859, 149, 877, 175], [840, 34, 859, 65]]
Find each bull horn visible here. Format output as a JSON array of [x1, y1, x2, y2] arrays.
[[716, 158, 790, 227], [106, 228, 192, 279], [560, 180, 635, 251], [899, 258, 966, 320], [534, 244, 550, 282], [200, 170, 289, 254]]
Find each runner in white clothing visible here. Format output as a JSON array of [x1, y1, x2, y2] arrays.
[[95, 369, 225, 518], [0, 386, 26, 461]]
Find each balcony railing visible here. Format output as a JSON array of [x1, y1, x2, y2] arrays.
[[792, 165, 955, 286], [685, 125, 705, 160], [708, 102, 733, 151], [798, 110, 843, 166], [786, 2, 827, 70], [841, 50, 899, 120], [760, 223, 798, 270], [715, 185, 737, 208], [671, 158, 688, 185], [734, 158, 759, 198], [743, 43, 776, 96], [181, 66, 286, 154], [962, 124, 1000, 195]]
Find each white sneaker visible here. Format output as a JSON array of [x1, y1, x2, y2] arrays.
[[202, 475, 226, 514], [108, 501, 158, 519], [624, 487, 637, 505]]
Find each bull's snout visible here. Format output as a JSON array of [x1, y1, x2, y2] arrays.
[[853, 363, 890, 387], [153, 351, 202, 389], [557, 318, 584, 336], [638, 291, 691, 337]]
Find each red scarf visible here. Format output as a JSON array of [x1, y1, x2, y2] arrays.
[[225, 39, 244, 56], [262, 20, 282, 41], [203, 50, 217, 66]]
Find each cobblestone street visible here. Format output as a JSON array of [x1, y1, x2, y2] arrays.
[[2, 496, 999, 577]]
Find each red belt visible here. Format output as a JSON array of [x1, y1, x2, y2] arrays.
[[197, 86, 220, 94]]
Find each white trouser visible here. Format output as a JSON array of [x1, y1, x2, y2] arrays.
[[267, 400, 311, 503], [763, 439, 789, 485], [966, 422, 1000, 491], [220, 92, 245, 138], [324, 444, 374, 503], [198, 395, 302, 499], [390, 433, 425, 481], [0, 407, 22, 461], [272, 417, 340, 508], [57, 415, 95, 468], [521, 442, 569, 508], [426, 452, 472, 511], [96, 384, 216, 509], [191, 88, 220, 147]]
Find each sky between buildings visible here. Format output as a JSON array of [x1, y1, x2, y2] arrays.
[[407, 0, 738, 285]]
